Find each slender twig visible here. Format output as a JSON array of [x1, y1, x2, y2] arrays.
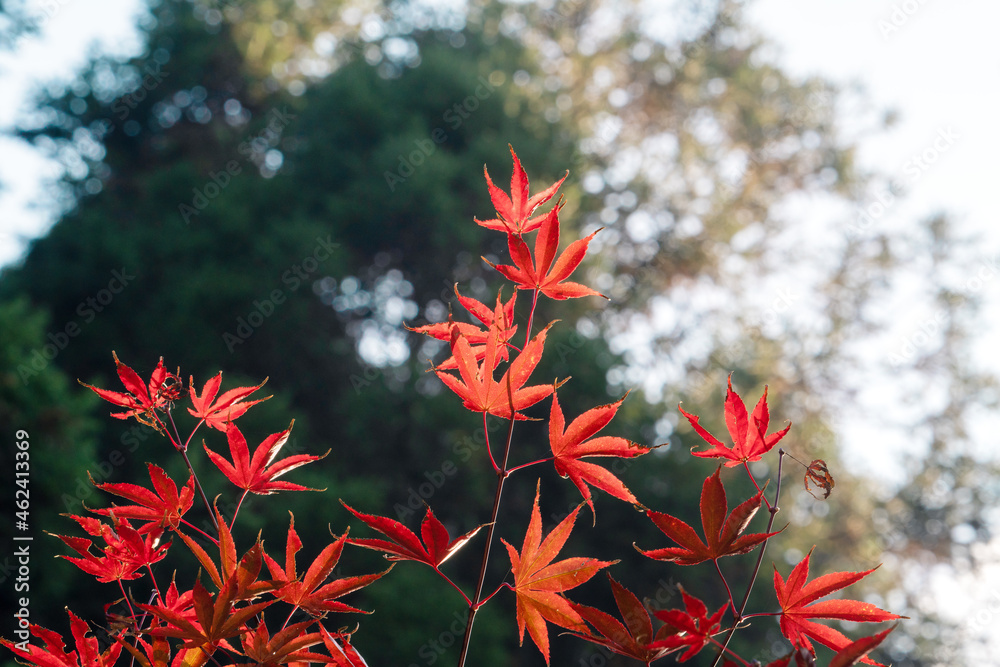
[[165, 409, 185, 451], [178, 447, 218, 531], [456, 288, 541, 667], [708, 635, 752, 666], [455, 413, 516, 667], [710, 450, 785, 667]]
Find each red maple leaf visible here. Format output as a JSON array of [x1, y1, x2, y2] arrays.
[[54, 515, 169, 583], [649, 585, 727, 662], [408, 287, 518, 371], [1, 610, 123, 667], [141, 579, 271, 653], [116, 581, 201, 667], [204, 422, 327, 495], [774, 549, 903, 665], [188, 372, 268, 432], [341, 501, 485, 568], [486, 204, 605, 300], [239, 620, 328, 667], [829, 627, 896, 667], [476, 145, 567, 234], [91, 463, 194, 536], [434, 320, 554, 420], [317, 626, 370, 667], [678, 374, 791, 467], [568, 574, 679, 664], [262, 513, 392, 616], [636, 466, 782, 566], [178, 509, 275, 601], [548, 390, 648, 514], [501, 482, 616, 664], [80, 352, 181, 428]]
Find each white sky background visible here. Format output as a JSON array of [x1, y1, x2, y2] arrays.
[[1, 0, 998, 660]]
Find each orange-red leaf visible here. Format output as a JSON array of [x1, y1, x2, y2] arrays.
[[829, 626, 896, 667], [204, 422, 327, 495], [486, 205, 605, 301], [434, 320, 553, 420], [548, 391, 648, 515], [141, 579, 270, 652], [80, 352, 181, 426], [341, 501, 484, 568], [649, 585, 727, 662], [1, 610, 124, 667], [568, 575, 677, 664], [91, 463, 194, 536], [239, 620, 326, 666], [774, 549, 904, 665], [188, 372, 268, 432], [501, 482, 615, 664], [262, 514, 391, 616], [54, 515, 168, 583], [637, 467, 781, 565], [408, 287, 518, 370], [679, 374, 791, 467], [476, 145, 567, 234]]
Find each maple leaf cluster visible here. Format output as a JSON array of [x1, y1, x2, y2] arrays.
[[401, 148, 902, 666], [5, 357, 380, 667], [4, 147, 907, 667]]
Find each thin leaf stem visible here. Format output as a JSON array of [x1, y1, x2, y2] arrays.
[[178, 447, 218, 532], [710, 449, 785, 667], [524, 289, 540, 346], [144, 564, 162, 605], [456, 288, 540, 667], [179, 518, 219, 545], [484, 411, 501, 474], [435, 567, 473, 606], [475, 582, 514, 610], [231, 489, 250, 528], [713, 559, 737, 618], [182, 417, 207, 453], [118, 580, 136, 621], [505, 457, 554, 475], [281, 605, 299, 630], [742, 460, 772, 511]]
